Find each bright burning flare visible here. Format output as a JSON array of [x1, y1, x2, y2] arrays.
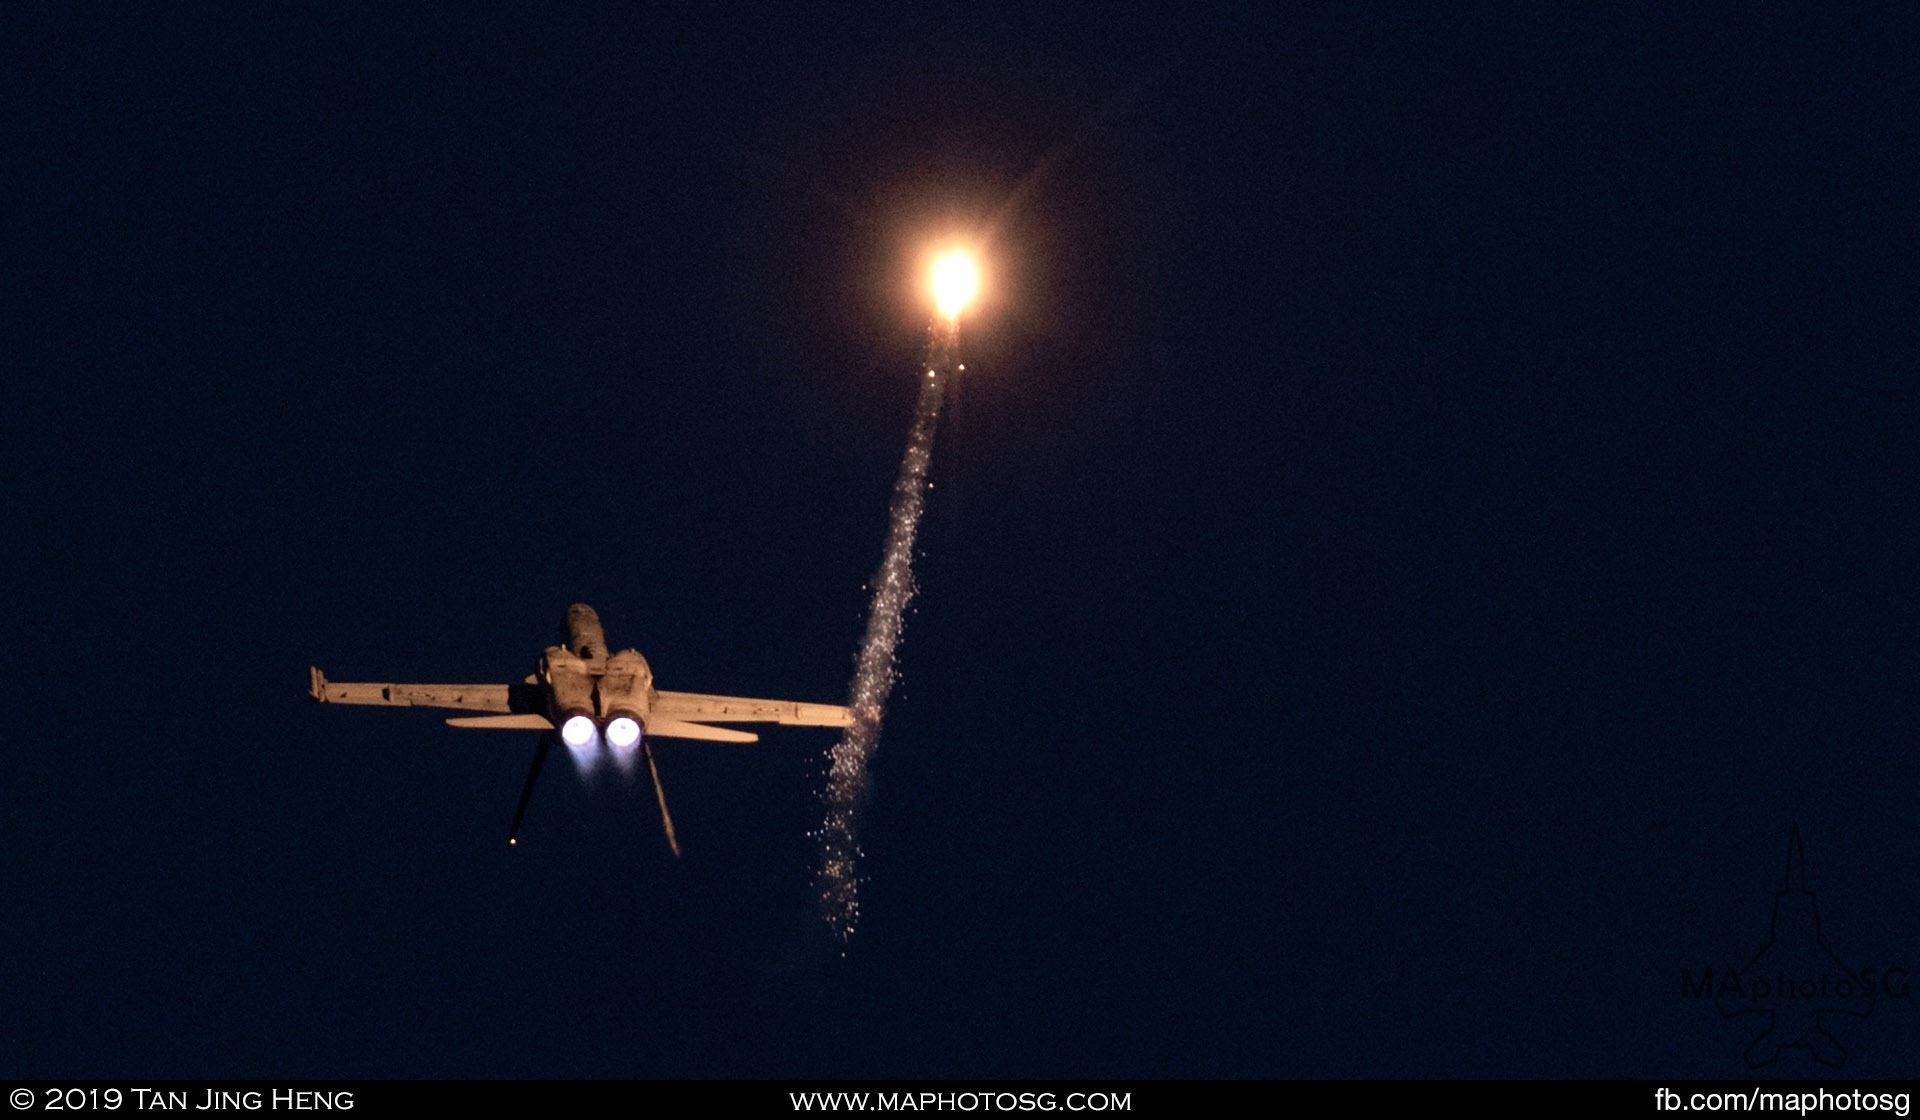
[[931, 251, 978, 320]]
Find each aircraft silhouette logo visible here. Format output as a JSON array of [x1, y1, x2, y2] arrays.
[[1715, 828, 1874, 1068]]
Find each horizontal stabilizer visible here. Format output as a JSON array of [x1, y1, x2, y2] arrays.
[[647, 718, 760, 743], [447, 714, 554, 730]]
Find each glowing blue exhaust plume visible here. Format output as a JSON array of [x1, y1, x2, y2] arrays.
[[560, 714, 600, 770], [560, 714, 597, 748], [605, 716, 642, 776]]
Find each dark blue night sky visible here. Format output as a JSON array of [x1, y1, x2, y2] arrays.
[[7, 4, 1919, 1078]]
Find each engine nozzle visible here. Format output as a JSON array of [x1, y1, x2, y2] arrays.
[[558, 710, 600, 772], [605, 713, 643, 776]]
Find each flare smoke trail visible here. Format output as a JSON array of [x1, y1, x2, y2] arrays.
[[816, 319, 957, 944]]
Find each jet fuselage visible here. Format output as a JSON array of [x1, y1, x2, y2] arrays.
[[541, 604, 655, 764]]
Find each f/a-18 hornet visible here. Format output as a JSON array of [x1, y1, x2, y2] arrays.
[[309, 603, 851, 854]]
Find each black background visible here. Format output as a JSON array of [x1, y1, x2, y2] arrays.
[[7, 3, 1918, 1077]]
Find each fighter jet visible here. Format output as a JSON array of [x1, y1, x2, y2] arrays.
[[309, 603, 852, 854]]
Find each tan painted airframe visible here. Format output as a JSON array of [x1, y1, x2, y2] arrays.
[[310, 603, 850, 852]]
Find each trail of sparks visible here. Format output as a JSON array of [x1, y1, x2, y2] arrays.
[[816, 319, 956, 944]]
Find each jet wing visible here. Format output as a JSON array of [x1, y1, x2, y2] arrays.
[[651, 690, 853, 727], [308, 667, 543, 714]]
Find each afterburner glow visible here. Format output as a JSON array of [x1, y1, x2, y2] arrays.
[[560, 715, 596, 749], [931, 252, 978, 320], [606, 717, 641, 749], [606, 725, 640, 775]]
